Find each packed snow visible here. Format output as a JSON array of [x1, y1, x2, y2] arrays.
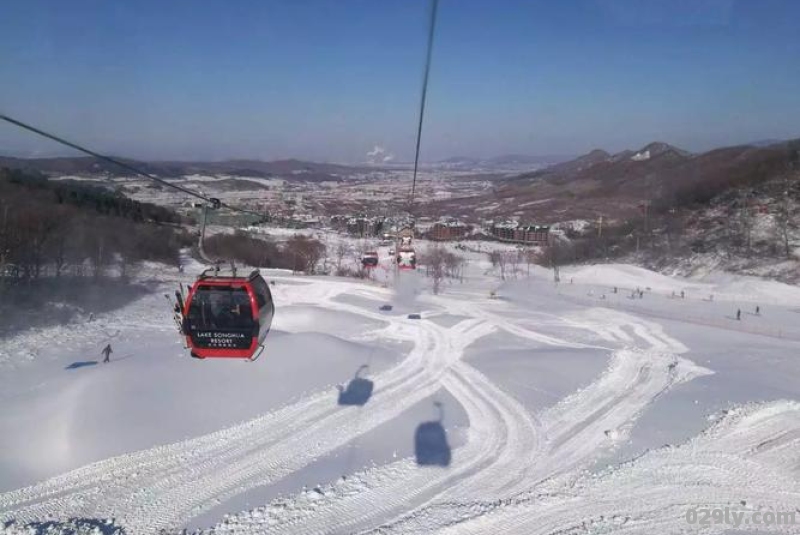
[[2, 245, 800, 535]]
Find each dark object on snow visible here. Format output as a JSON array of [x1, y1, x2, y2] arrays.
[[66, 361, 98, 370], [380, 304, 393, 311], [756, 306, 760, 315], [337, 365, 374, 406], [736, 309, 741, 321], [4, 518, 125, 535], [361, 252, 379, 268], [414, 402, 451, 466], [101, 344, 112, 363], [408, 313, 422, 320], [681, 290, 685, 299]]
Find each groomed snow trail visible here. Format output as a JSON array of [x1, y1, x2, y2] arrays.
[[210, 341, 547, 535], [427, 401, 800, 535], [0, 278, 544, 533], [0, 273, 721, 535], [354, 316, 710, 535], [191, 284, 711, 535]]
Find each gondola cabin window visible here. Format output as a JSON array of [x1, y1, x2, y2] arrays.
[[188, 286, 254, 330]]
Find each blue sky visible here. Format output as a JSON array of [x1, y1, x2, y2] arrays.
[[1, 0, 799, 162]]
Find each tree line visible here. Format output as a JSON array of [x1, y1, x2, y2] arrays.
[[204, 231, 326, 275], [0, 168, 192, 286]]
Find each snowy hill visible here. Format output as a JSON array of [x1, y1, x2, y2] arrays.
[[627, 170, 800, 284], [2, 244, 800, 534], [431, 139, 800, 223]]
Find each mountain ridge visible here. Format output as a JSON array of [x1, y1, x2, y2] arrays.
[[426, 138, 800, 223], [0, 156, 371, 180]]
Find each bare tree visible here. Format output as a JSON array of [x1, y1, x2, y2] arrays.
[[775, 172, 797, 258], [523, 247, 532, 277], [423, 244, 446, 294], [443, 250, 465, 282], [540, 240, 570, 283], [488, 250, 509, 281], [508, 249, 522, 279], [50, 222, 71, 277], [351, 244, 367, 277], [285, 234, 327, 274], [738, 190, 753, 255], [334, 241, 348, 272], [664, 208, 685, 253]]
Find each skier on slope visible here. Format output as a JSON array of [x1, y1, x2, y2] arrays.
[[101, 343, 113, 363], [736, 309, 742, 321]]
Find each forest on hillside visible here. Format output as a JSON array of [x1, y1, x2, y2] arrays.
[[0, 168, 192, 285]]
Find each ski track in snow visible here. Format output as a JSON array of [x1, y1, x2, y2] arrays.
[[206, 334, 548, 535], [179, 282, 711, 535], [0, 277, 544, 533], [4, 273, 791, 535], [423, 401, 800, 535]]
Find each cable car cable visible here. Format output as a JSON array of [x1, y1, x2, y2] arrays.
[[0, 112, 276, 360], [0, 113, 264, 218], [408, 0, 439, 217]]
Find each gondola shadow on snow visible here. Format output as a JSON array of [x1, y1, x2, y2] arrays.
[[337, 364, 374, 406], [414, 401, 451, 467], [65, 360, 98, 370]]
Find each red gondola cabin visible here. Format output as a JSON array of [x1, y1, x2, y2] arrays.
[[182, 270, 274, 360], [397, 248, 416, 270]]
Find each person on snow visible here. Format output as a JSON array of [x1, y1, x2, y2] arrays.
[[756, 305, 760, 315], [736, 309, 741, 321], [101, 343, 113, 363]]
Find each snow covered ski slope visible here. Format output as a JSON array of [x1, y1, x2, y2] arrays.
[[2, 260, 800, 534]]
